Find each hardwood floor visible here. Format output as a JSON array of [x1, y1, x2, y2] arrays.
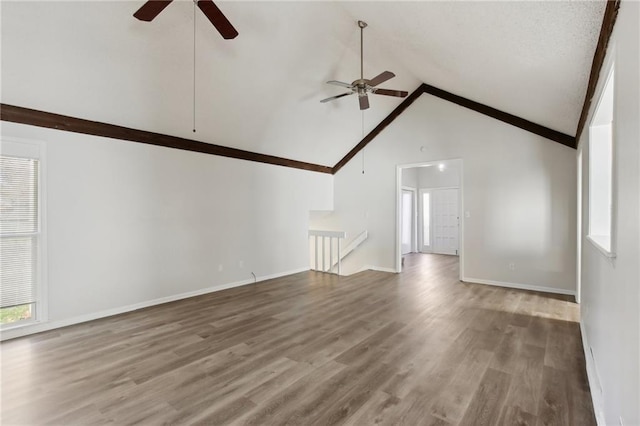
[[1, 254, 595, 425]]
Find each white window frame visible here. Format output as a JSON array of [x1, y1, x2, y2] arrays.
[[401, 186, 417, 254], [419, 188, 432, 253], [1, 138, 48, 330], [586, 61, 616, 259]]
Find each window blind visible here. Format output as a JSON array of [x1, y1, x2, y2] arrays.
[[1, 155, 39, 309]]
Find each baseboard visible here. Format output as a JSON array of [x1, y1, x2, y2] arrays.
[[346, 265, 398, 275], [0, 267, 309, 341], [580, 321, 606, 425], [461, 276, 576, 296], [368, 266, 398, 274]]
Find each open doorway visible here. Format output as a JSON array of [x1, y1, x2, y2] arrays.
[[396, 159, 463, 279]]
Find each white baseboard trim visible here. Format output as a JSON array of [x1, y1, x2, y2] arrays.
[[0, 267, 309, 341], [461, 276, 576, 296], [580, 321, 606, 426], [368, 266, 398, 274], [346, 265, 398, 276]]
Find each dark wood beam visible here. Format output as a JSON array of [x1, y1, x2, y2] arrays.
[[575, 0, 621, 142], [332, 85, 425, 174], [0, 104, 333, 174], [421, 84, 576, 148], [332, 82, 577, 173]]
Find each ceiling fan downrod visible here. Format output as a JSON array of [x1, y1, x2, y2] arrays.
[[359, 20, 367, 81]]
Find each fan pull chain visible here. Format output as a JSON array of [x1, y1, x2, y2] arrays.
[[192, 0, 197, 133]]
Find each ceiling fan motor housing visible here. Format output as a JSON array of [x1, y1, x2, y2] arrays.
[[354, 79, 369, 96], [319, 19, 408, 109]]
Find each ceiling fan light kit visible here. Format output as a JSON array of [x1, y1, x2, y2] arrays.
[[320, 20, 408, 110]]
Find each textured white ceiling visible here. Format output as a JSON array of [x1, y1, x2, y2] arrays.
[[1, 1, 605, 166]]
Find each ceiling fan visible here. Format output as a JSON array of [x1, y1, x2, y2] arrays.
[[133, 0, 238, 39], [321, 21, 408, 110]]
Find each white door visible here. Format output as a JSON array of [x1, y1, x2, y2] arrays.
[[401, 189, 415, 255], [431, 188, 459, 255]]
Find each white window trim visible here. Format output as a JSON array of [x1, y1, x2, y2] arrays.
[[0, 137, 48, 330], [401, 186, 418, 254], [586, 60, 617, 259], [419, 188, 432, 252], [586, 235, 615, 259]]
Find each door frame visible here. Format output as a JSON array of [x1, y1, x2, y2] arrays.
[[395, 159, 464, 281], [576, 147, 583, 303], [401, 186, 418, 254]]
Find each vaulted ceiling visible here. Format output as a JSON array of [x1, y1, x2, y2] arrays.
[[1, 1, 606, 167]]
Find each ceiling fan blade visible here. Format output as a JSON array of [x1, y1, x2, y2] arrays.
[[368, 71, 395, 87], [197, 0, 239, 39], [373, 88, 409, 98], [320, 92, 353, 103], [359, 95, 370, 110], [133, 0, 173, 21], [327, 80, 353, 89]]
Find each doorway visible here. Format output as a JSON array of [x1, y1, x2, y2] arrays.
[[396, 159, 463, 279]]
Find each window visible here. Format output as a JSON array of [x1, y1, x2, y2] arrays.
[[401, 190, 415, 254], [1, 142, 43, 328], [587, 64, 615, 256], [422, 192, 431, 246]]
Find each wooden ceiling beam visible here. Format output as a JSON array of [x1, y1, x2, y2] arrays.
[[575, 0, 621, 142], [332, 83, 577, 174], [0, 104, 333, 174], [1, 4, 619, 175], [421, 84, 576, 148], [332, 85, 425, 174]]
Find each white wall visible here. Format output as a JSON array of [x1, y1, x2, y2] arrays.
[[578, 2, 640, 425], [418, 163, 460, 188], [1, 122, 333, 339], [333, 94, 577, 293], [401, 168, 418, 188]]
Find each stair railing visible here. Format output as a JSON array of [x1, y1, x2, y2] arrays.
[[308, 230, 346, 275]]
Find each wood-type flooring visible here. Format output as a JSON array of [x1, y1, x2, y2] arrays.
[[1, 254, 595, 425]]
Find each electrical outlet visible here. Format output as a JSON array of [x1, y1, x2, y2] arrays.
[[509, 262, 516, 270], [239, 260, 244, 268], [218, 264, 223, 272]]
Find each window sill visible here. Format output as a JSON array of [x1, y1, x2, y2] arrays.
[[1, 318, 39, 331], [587, 235, 616, 258], [0, 319, 45, 341]]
